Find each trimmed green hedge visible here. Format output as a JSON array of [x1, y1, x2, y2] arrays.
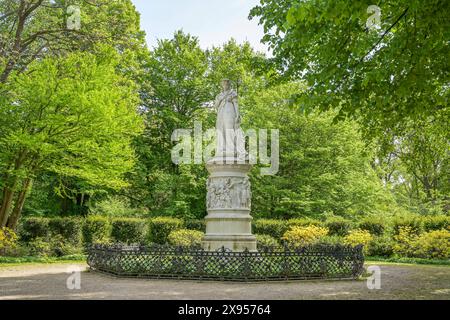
[[82, 216, 110, 244], [147, 217, 183, 244], [358, 219, 385, 236], [48, 217, 82, 245], [111, 218, 146, 244], [19, 217, 49, 242], [253, 219, 288, 239], [324, 217, 352, 236]]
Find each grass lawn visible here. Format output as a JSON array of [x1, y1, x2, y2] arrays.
[[0, 255, 87, 267]]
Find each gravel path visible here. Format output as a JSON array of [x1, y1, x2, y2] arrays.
[[0, 263, 449, 300]]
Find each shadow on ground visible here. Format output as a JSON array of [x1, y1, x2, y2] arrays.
[[0, 263, 449, 300]]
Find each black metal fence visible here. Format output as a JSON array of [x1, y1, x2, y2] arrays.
[[87, 243, 364, 281]]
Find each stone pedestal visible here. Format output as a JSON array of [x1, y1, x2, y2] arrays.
[[202, 157, 257, 252]]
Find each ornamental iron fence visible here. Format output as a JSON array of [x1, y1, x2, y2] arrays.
[[87, 243, 364, 281]]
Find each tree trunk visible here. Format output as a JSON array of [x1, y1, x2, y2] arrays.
[[0, 187, 16, 227], [7, 178, 33, 230]]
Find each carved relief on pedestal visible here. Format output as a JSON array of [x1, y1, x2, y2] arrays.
[[206, 176, 251, 209]]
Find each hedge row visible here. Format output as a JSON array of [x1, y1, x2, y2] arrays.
[[19, 216, 186, 245], [18, 215, 450, 247]]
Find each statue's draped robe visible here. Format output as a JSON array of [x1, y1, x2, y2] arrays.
[[215, 89, 246, 159]]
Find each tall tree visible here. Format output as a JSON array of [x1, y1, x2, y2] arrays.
[[0, 48, 143, 227], [250, 0, 449, 137]]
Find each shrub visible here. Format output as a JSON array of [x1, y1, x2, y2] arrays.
[[287, 218, 323, 228], [422, 216, 450, 232], [167, 229, 204, 247], [282, 225, 328, 246], [325, 217, 352, 236], [367, 236, 394, 257], [147, 217, 183, 244], [27, 237, 52, 257], [393, 226, 419, 257], [50, 235, 80, 257], [184, 219, 206, 232], [316, 235, 343, 245], [415, 229, 450, 259], [19, 217, 49, 242], [0, 227, 18, 255], [392, 217, 423, 235], [253, 219, 288, 239], [111, 218, 146, 244], [82, 216, 111, 244], [358, 219, 385, 236], [343, 229, 372, 253], [48, 217, 82, 245], [256, 234, 280, 247]]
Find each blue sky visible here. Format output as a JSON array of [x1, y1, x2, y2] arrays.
[[131, 0, 269, 54]]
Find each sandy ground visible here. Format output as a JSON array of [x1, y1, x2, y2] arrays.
[[0, 262, 449, 300]]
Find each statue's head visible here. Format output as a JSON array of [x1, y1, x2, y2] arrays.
[[221, 79, 231, 91]]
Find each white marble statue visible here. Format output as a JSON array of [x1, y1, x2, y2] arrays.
[[214, 79, 246, 159]]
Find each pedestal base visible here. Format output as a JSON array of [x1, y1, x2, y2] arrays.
[[202, 157, 257, 252]]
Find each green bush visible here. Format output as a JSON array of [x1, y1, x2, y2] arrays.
[[282, 225, 329, 246], [167, 229, 203, 246], [324, 217, 352, 236], [82, 216, 111, 244], [50, 235, 80, 257], [423, 216, 450, 232], [147, 217, 183, 244], [111, 218, 146, 244], [287, 218, 323, 228], [27, 237, 52, 257], [253, 219, 288, 239], [392, 216, 423, 235], [368, 236, 394, 257], [184, 219, 206, 232], [415, 229, 450, 259], [255, 234, 280, 247], [19, 217, 49, 242], [48, 217, 82, 245], [316, 235, 343, 245], [358, 219, 385, 236]]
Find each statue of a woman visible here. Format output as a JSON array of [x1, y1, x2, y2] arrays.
[[214, 79, 246, 159]]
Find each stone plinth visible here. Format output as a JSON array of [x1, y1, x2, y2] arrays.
[[202, 157, 257, 252]]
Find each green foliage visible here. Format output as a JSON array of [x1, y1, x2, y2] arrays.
[[48, 218, 82, 246], [250, 0, 448, 135], [167, 229, 204, 247], [324, 217, 353, 237], [367, 236, 395, 257], [27, 237, 52, 257], [255, 234, 280, 247], [147, 217, 183, 244], [422, 216, 450, 232], [358, 218, 386, 236], [392, 217, 423, 235], [89, 196, 148, 217], [393, 226, 450, 259], [184, 219, 206, 232], [49, 235, 80, 257], [287, 218, 323, 228], [0, 227, 18, 254], [244, 83, 394, 219], [344, 229, 373, 253], [415, 230, 450, 260], [19, 218, 49, 242], [253, 219, 288, 239], [111, 218, 146, 244], [282, 225, 328, 246], [82, 216, 111, 244]]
